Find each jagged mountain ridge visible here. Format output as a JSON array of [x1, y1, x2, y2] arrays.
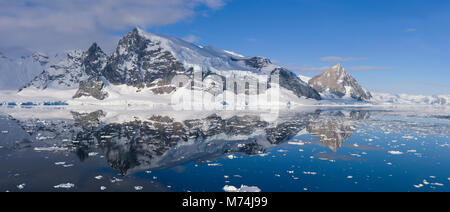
[[19, 27, 321, 101], [20, 44, 108, 91], [0, 51, 52, 90], [308, 64, 372, 101]]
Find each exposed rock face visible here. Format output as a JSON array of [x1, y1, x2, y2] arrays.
[[231, 56, 272, 70], [309, 64, 372, 101], [73, 81, 108, 100], [21, 43, 107, 90], [271, 68, 322, 100], [83, 43, 107, 80], [102, 28, 187, 93]]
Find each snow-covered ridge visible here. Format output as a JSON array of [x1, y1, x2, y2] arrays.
[[371, 92, 450, 105], [0, 51, 61, 90]]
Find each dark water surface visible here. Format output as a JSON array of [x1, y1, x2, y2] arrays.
[[0, 107, 449, 192]]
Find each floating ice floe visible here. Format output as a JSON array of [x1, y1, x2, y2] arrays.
[[431, 183, 444, 186], [54, 183, 75, 189], [34, 147, 68, 151], [347, 176, 353, 179], [54, 162, 66, 165], [207, 163, 223, 167], [17, 184, 26, 190], [407, 150, 417, 153], [303, 171, 317, 175], [111, 177, 123, 183], [288, 141, 305, 146], [223, 185, 261, 192], [388, 151, 404, 155], [94, 175, 103, 180], [413, 184, 424, 188], [88, 152, 98, 156], [100, 186, 107, 191], [1, 131, 8, 134], [134, 186, 144, 191]]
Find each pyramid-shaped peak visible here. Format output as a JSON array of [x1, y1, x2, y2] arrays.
[[329, 64, 344, 72], [87, 42, 104, 54]]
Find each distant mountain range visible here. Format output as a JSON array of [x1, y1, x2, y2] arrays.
[[0, 27, 448, 106]]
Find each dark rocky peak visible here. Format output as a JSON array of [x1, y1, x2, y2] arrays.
[[83, 43, 107, 78], [231, 56, 272, 69]]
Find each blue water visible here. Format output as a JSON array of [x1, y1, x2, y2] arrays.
[[0, 107, 448, 192]]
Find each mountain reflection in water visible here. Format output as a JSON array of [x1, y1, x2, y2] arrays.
[[6, 109, 370, 175]]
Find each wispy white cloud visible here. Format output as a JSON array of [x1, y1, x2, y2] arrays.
[[0, 0, 225, 53], [320, 56, 368, 62], [346, 66, 392, 71], [183, 35, 199, 43], [289, 65, 391, 72]]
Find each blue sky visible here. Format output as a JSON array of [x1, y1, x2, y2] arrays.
[[1, 0, 449, 95]]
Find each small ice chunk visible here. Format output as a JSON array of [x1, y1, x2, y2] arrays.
[[414, 184, 424, 188], [223, 185, 261, 192], [100, 186, 107, 191], [111, 177, 123, 183], [17, 184, 26, 190], [347, 176, 353, 179], [388, 151, 404, 155], [303, 171, 317, 175], [34, 147, 68, 151], [288, 141, 305, 146], [54, 183, 75, 189], [88, 152, 98, 156], [55, 162, 66, 165], [1, 131, 8, 134], [134, 186, 144, 191], [431, 183, 444, 186], [223, 185, 238, 192], [94, 175, 103, 180]]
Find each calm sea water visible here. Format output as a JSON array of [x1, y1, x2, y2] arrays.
[[0, 106, 449, 192]]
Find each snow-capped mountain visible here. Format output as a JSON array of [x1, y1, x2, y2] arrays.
[[20, 43, 107, 91], [371, 92, 450, 105], [308, 64, 372, 101], [18, 27, 321, 103], [0, 51, 52, 90]]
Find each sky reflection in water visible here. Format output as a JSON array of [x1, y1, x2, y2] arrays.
[[0, 107, 449, 192]]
